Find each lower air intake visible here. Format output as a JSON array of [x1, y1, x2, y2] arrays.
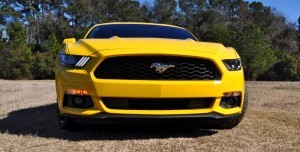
[[102, 98, 214, 110]]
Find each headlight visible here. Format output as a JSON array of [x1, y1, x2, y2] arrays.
[[223, 59, 242, 71], [59, 54, 90, 68]]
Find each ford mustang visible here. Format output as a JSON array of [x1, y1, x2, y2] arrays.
[[55, 22, 247, 130]]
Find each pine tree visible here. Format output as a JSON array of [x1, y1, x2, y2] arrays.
[[153, 0, 177, 24], [229, 22, 276, 80], [32, 33, 61, 79], [0, 22, 33, 79]]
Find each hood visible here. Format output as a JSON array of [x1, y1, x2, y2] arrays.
[[66, 37, 228, 55]]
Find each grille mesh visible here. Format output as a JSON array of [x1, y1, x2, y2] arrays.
[[94, 56, 221, 80]]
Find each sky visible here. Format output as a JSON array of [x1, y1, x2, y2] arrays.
[[248, 0, 300, 23], [140, 0, 300, 23]]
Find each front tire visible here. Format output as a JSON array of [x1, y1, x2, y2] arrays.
[[56, 103, 76, 130], [217, 89, 248, 129]]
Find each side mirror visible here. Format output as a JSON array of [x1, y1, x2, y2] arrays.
[[63, 38, 76, 44]]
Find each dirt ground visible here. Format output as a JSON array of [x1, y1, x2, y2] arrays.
[[0, 80, 299, 152]]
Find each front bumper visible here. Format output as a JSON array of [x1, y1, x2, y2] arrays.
[[61, 113, 240, 126], [57, 75, 245, 117], [61, 112, 240, 119]]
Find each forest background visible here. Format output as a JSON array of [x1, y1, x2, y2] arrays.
[[0, 0, 299, 81]]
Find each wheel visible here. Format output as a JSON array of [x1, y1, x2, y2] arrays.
[[56, 103, 76, 130], [217, 88, 248, 129]]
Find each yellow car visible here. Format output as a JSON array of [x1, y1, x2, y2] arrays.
[[55, 22, 247, 129]]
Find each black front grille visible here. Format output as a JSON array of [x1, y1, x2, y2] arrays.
[[94, 56, 221, 80], [102, 98, 214, 110]]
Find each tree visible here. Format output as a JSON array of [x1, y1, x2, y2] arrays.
[[0, 0, 298, 80], [272, 23, 299, 53], [0, 0, 21, 25], [205, 23, 230, 45], [178, 0, 206, 38], [0, 22, 33, 79], [65, 0, 89, 26], [273, 52, 298, 81], [140, 2, 152, 22], [259, 51, 299, 81], [32, 33, 60, 79], [228, 22, 276, 80], [298, 16, 300, 52], [82, 0, 144, 23], [153, 0, 177, 24], [0, 29, 4, 58]]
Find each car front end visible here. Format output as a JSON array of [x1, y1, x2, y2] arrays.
[[55, 23, 247, 129]]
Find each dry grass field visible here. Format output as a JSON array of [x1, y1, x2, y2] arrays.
[[0, 80, 299, 151]]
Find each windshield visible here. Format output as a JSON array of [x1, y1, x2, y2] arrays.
[[86, 24, 197, 40]]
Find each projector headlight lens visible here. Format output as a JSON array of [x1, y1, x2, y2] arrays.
[[223, 59, 242, 71], [60, 55, 90, 68]]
